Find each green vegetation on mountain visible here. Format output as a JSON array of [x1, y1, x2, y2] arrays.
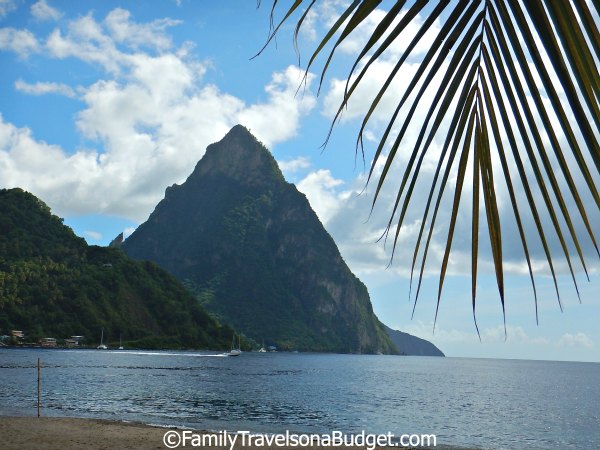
[[0, 188, 233, 349], [123, 125, 397, 354]]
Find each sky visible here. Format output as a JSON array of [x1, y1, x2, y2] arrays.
[[1, 0, 598, 362]]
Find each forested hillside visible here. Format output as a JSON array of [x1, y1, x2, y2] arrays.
[[0, 188, 233, 349]]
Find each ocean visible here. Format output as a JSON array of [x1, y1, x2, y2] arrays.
[[0, 348, 598, 449]]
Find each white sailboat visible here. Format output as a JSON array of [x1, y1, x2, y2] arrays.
[[228, 334, 241, 357], [97, 327, 108, 350], [118, 333, 123, 350]]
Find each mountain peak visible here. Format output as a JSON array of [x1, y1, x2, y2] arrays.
[[188, 124, 285, 187], [225, 124, 256, 140], [123, 127, 399, 354]]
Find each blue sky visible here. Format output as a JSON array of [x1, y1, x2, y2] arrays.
[[1, 0, 598, 362]]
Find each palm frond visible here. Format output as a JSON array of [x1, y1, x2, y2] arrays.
[[260, 0, 600, 324]]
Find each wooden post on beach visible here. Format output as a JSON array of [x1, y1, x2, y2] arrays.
[[37, 357, 40, 417]]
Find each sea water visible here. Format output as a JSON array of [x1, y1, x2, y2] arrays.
[[0, 349, 598, 449]]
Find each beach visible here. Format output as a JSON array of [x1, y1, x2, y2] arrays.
[[0, 416, 472, 450], [0, 416, 173, 450]]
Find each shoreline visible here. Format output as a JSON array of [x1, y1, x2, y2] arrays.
[[0, 415, 479, 450]]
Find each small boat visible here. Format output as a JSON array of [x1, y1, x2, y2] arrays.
[[258, 340, 267, 353], [97, 327, 108, 350], [228, 334, 242, 357], [118, 333, 123, 350]]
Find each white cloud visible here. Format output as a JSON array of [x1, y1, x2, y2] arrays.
[[31, 0, 62, 22], [401, 320, 551, 346], [278, 156, 311, 174], [0, 28, 40, 57], [15, 79, 77, 97], [482, 325, 550, 345], [0, 115, 98, 199], [124, 226, 136, 238], [400, 320, 476, 344], [104, 8, 180, 51], [298, 7, 318, 42], [332, 9, 440, 58], [293, 138, 465, 278], [237, 66, 316, 148], [322, 55, 446, 127], [559, 332, 594, 348], [46, 18, 124, 74], [0, 9, 316, 222], [297, 169, 345, 225], [45, 10, 184, 73], [303, 0, 356, 31], [0, 0, 15, 18], [84, 230, 102, 241]]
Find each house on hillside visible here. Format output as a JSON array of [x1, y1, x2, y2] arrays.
[[40, 337, 57, 348], [11, 330, 24, 339]]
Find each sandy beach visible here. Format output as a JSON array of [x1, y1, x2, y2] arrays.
[[0, 416, 475, 450], [0, 416, 173, 450]]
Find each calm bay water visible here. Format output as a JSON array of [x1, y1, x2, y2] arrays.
[[0, 349, 598, 449]]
